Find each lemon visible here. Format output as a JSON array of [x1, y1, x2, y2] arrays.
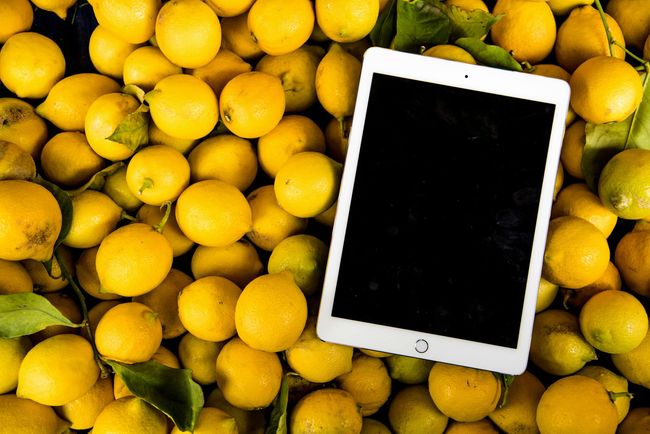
[[248, 0, 315, 56], [536, 277, 559, 312], [0, 259, 33, 294], [235, 271, 308, 352], [388, 385, 448, 434], [93, 396, 168, 434], [316, 43, 362, 119], [155, 0, 221, 69], [55, 376, 114, 430], [0, 98, 48, 158], [612, 328, 650, 389], [96, 222, 173, 297], [554, 161, 565, 199], [422, 44, 477, 64], [0, 32, 65, 99], [40, 132, 106, 188], [446, 420, 500, 433], [148, 122, 197, 154], [172, 406, 238, 434], [615, 229, 650, 296], [290, 388, 363, 434], [285, 316, 354, 383], [361, 418, 392, 434], [37, 73, 121, 132], [255, 46, 325, 112], [316, 202, 337, 226], [336, 353, 391, 416], [136, 204, 194, 257], [220, 12, 265, 61], [552, 183, 618, 238], [175, 180, 252, 247], [577, 365, 631, 423], [0, 140, 36, 181], [0, 337, 32, 394], [0, 180, 62, 262], [205, 388, 267, 433], [0, 394, 70, 434], [17, 334, 99, 406], [178, 333, 224, 385], [203, 0, 254, 16], [219, 71, 286, 139], [559, 119, 586, 180], [530, 309, 597, 375], [274, 151, 343, 218], [133, 268, 192, 339], [257, 115, 326, 179], [76, 247, 121, 301], [315, 0, 379, 43], [267, 234, 328, 295], [0, 0, 33, 43], [555, 5, 626, 72], [606, 0, 650, 50], [360, 349, 392, 358], [95, 301, 163, 363], [562, 260, 622, 309], [536, 375, 618, 434], [546, 0, 593, 15], [619, 407, 650, 433], [488, 370, 545, 433], [191, 239, 264, 287], [187, 134, 257, 191], [324, 116, 350, 163], [63, 190, 122, 249], [89, 25, 141, 80], [599, 148, 650, 220], [31, 0, 76, 19], [177, 276, 241, 342], [84, 301, 122, 341], [246, 185, 309, 252], [123, 46, 183, 91], [215, 337, 283, 410], [102, 165, 143, 212], [446, 0, 489, 12], [145, 74, 219, 140], [385, 354, 435, 385], [88, 0, 161, 44], [23, 250, 72, 294], [189, 49, 252, 97]]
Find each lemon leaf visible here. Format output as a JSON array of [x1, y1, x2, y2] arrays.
[[33, 176, 73, 256], [445, 5, 500, 41], [370, 0, 397, 48], [122, 84, 147, 104], [106, 105, 150, 152], [0, 293, 82, 338], [394, 0, 452, 53], [455, 37, 523, 71], [106, 359, 204, 432], [265, 374, 289, 434], [65, 162, 125, 197]]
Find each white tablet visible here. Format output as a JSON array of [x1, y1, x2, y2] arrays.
[[316, 47, 570, 375]]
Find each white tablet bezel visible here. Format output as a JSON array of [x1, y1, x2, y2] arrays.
[[316, 47, 570, 375]]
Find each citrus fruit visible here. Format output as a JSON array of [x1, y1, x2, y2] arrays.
[[315, 42, 362, 119], [324, 116, 350, 163], [599, 148, 650, 220], [204, 388, 267, 433], [148, 122, 197, 154], [488, 370, 545, 433], [612, 328, 650, 389], [248, 0, 315, 56], [562, 260, 622, 309], [203, 0, 254, 16], [0, 337, 32, 394], [171, 407, 238, 434], [178, 333, 224, 385], [551, 183, 618, 237], [189, 48, 252, 97], [559, 119, 586, 180], [122, 46, 183, 91], [267, 234, 328, 295], [445, 419, 499, 433], [446, 0, 489, 12], [0, 140, 36, 181], [577, 365, 631, 423], [618, 407, 650, 433], [220, 12, 265, 61], [190, 239, 264, 287], [102, 165, 143, 212], [388, 385, 449, 434], [136, 204, 195, 257], [113, 346, 181, 398], [89, 25, 141, 79], [536, 277, 559, 312], [40, 132, 106, 188], [315, 0, 380, 43], [55, 376, 115, 430], [63, 190, 122, 249], [546, 0, 593, 16], [21, 249, 72, 295], [615, 228, 650, 296], [92, 396, 168, 434], [88, 0, 161, 44], [0, 394, 70, 434], [0, 259, 32, 294], [606, 0, 650, 50], [337, 353, 392, 416], [0, 0, 33, 43], [422, 44, 477, 64], [290, 388, 363, 434], [385, 354, 435, 385], [75, 247, 121, 301], [361, 418, 392, 434], [84, 300, 122, 340], [0, 98, 48, 158]]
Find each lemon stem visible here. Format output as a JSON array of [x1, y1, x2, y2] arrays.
[[608, 391, 634, 402], [120, 210, 138, 222], [154, 201, 172, 233], [612, 40, 650, 69], [593, 0, 615, 57], [138, 178, 154, 195]]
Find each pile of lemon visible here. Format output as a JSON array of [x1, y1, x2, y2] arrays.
[[1, 0, 650, 432]]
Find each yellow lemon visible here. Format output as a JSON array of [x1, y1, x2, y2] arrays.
[[190, 239, 263, 288], [148, 122, 197, 154], [257, 115, 326, 179], [316, 42, 362, 119], [388, 385, 448, 434], [274, 151, 343, 218], [246, 185, 309, 252], [177, 276, 242, 342], [187, 134, 257, 191], [599, 148, 650, 220], [205, 387, 267, 433], [145, 73, 219, 140], [0, 337, 32, 394], [0, 394, 70, 434], [172, 406, 238, 434], [189, 48, 252, 97], [40, 132, 106, 188], [215, 337, 283, 410], [422, 44, 477, 64], [175, 180, 252, 247], [203, 0, 254, 16], [136, 204, 195, 257], [546, 0, 593, 16], [385, 354, 434, 385], [0, 259, 32, 294], [536, 375, 618, 434], [123, 45, 183, 91], [255, 45, 325, 112], [315, 0, 379, 43], [551, 183, 618, 238], [267, 234, 328, 295], [155, 0, 221, 69], [290, 388, 363, 434], [445, 419, 499, 433], [612, 329, 650, 389], [615, 229, 650, 297], [36, 73, 121, 132], [606, 0, 650, 50], [178, 333, 225, 385], [30, 0, 75, 19], [562, 260, 622, 309], [102, 165, 143, 212], [248, 0, 315, 55], [360, 349, 392, 358], [55, 376, 114, 430], [0, 180, 62, 262], [75, 247, 122, 301], [92, 396, 168, 434], [63, 190, 122, 249], [619, 407, 650, 434], [0, 98, 48, 158], [577, 365, 631, 423], [22, 247, 73, 294], [530, 309, 597, 375], [559, 118, 586, 180], [0, 140, 36, 181], [536, 277, 559, 312], [488, 370, 545, 433], [446, 0, 489, 12], [0, 0, 33, 43], [235, 271, 308, 352], [285, 316, 354, 383], [0, 32, 66, 99], [84, 301, 122, 341], [17, 334, 99, 406], [88, 0, 161, 44], [324, 116, 350, 163], [96, 222, 173, 297], [219, 71, 286, 139], [336, 353, 391, 416], [89, 25, 141, 80], [220, 12, 265, 61], [95, 301, 163, 363], [361, 418, 392, 434], [133, 268, 192, 339]]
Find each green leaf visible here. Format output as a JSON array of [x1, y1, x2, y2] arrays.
[[65, 162, 125, 197], [265, 374, 289, 434], [495, 373, 516, 408], [106, 105, 150, 152], [370, 0, 397, 48], [33, 176, 73, 254], [624, 72, 650, 150], [0, 293, 81, 338], [122, 84, 147, 104], [106, 359, 204, 432], [445, 5, 500, 41], [394, 0, 451, 53], [455, 37, 523, 71]]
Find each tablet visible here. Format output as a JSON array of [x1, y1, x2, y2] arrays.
[[316, 47, 570, 375]]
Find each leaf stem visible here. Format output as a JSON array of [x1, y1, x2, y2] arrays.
[[593, 0, 615, 57], [120, 210, 138, 222], [613, 40, 650, 69], [154, 201, 172, 233]]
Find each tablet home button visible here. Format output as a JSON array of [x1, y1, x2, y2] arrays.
[[415, 339, 428, 353]]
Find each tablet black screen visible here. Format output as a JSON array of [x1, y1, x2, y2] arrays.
[[331, 72, 556, 349]]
